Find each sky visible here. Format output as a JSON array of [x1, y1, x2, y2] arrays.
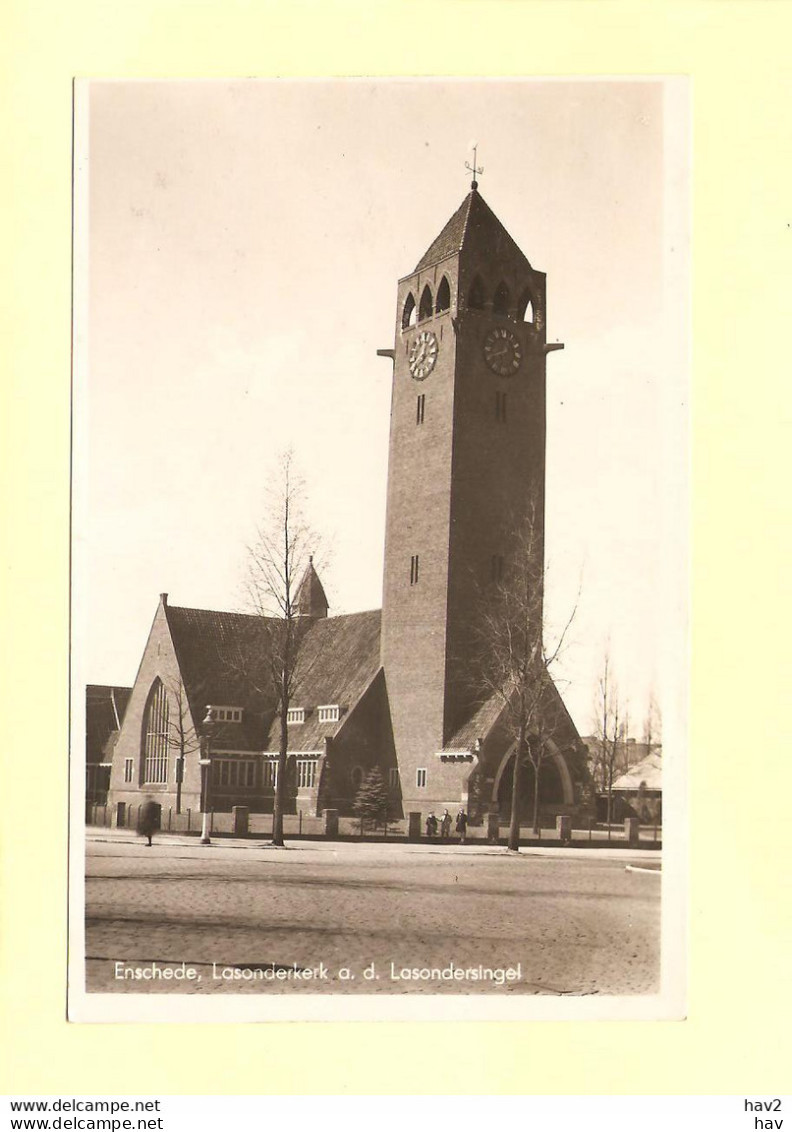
[[75, 79, 687, 738]]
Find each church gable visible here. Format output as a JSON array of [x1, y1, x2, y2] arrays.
[[445, 674, 584, 764], [109, 595, 194, 794]]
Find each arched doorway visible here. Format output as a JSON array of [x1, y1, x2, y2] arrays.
[[491, 740, 574, 820]]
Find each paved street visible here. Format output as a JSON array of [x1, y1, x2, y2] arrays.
[[85, 832, 661, 996]]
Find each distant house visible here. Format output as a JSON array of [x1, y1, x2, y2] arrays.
[[608, 749, 662, 822], [86, 685, 131, 804]]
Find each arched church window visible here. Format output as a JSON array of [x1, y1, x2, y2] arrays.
[[402, 293, 417, 329], [493, 281, 511, 317], [468, 275, 486, 310], [418, 285, 433, 322], [435, 276, 451, 313], [517, 287, 535, 325], [142, 678, 169, 784]]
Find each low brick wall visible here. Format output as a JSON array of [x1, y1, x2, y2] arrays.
[[85, 805, 661, 848]]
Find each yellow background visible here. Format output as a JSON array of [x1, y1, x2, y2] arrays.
[[2, 0, 790, 1094]]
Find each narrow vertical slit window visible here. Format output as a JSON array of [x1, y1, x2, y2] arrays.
[[410, 554, 420, 585], [297, 759, 317, 789], [495, 390, 508, 422], [416, 394, 425, 425]]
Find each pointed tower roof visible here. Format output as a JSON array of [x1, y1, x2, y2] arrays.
[[295, 556, 329, 619], [414, 187, 532, 273]]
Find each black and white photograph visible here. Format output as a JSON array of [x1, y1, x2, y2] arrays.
[[70, 78, 688, 1021]]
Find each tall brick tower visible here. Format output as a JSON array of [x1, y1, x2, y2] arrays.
[[380, 180, 563, 812]]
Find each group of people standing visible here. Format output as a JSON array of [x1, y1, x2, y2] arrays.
[[425, 808, 468, 842]]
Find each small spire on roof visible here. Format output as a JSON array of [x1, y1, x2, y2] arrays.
[[465, 141, 483, 192], [295, 556, 328, 619]]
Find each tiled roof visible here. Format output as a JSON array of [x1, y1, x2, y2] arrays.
[[445, 692, 506, 751], [266, 609, 382, 752], [444, 673, 581, 754], [414, 192, 477, 272], [413, 189, 529, 273], [612, 750, 662, 792], [164, 604, 382, 755], [165, 606, 276, 751], [85, 685, 132, 763]]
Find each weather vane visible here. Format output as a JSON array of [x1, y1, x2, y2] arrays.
[[465, 143, 483, 190]]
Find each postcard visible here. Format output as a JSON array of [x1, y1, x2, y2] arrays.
[[68, 77, 687, 1023]]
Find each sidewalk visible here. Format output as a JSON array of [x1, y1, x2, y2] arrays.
[[84, 826, 661, 863]]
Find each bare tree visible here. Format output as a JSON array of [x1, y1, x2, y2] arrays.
[[621, 699, 631, 777], [242, 451, 321, 848], [165, 678, 202, 815], [471, 497, 578, 850], [592, 648, 626, 831], [643, 690, 662, 753]]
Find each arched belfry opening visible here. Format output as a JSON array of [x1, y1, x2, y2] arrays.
[[468, 275, 486, 310], [418, 284, 433, 322], [493, 280, 511, 317], [517, 287, 535, 325], [435, 275, 451, 313], [402, 293, 417, 329]]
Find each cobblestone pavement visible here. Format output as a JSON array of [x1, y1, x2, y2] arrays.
[[85, 835, 661, 996]]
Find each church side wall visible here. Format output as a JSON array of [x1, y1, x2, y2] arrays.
[[107, 603, 202, 815]]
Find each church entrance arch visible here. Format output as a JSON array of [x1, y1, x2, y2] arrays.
[[491, 738, 574, 819]]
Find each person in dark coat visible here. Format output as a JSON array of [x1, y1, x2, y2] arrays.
[[138, 799, 159, 847], [455, 809, 468, 844], [425, 812, 438, 839]]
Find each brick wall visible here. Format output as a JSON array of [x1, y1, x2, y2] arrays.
[[380, 260, 461, 805]]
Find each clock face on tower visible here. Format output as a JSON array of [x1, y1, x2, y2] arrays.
[[483, 327, 522, 376], [408, 330, 439, 380]]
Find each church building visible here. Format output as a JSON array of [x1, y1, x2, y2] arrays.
[[104, 180, 587, 826]]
